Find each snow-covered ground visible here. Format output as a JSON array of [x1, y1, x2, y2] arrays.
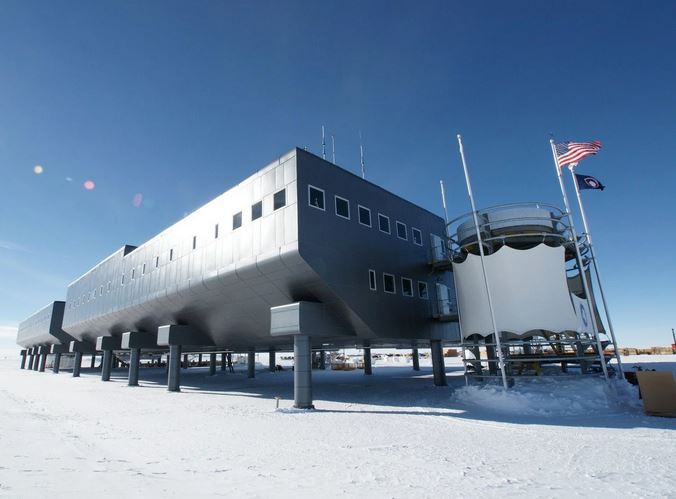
[[0, 354, 674, 498]]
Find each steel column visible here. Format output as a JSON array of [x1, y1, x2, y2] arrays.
[[363, 343, 372, 375], [168, 345, 182, 392], [412, 348, 420, 371], [293, 335, 314, 409], [247, 349, 255, 378], [73, 351, 82, 377], [52, 352, 62, 374], [209, 353, 216, 376], [431, 340, 447, 386], [269, 351, 275, 372], [128, 348, 141, 386], [101, 350, 113, 381]]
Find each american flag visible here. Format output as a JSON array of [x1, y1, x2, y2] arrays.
[[555, 140, 602, 168]]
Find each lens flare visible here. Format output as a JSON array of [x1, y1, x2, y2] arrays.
[[33, 165, 44, 175], [132, 193, 143, 207], [83, 180, 96, 190]]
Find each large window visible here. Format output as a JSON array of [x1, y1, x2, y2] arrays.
[[401, 277, 413, 297], [358, 205, 371, 227], [396, 221, 407, 240], [412, 227, 423, 246], [368, 269, 377, 291], [274, 189, 286, 210], [233, 211, 242, 230], [335, 196, 350, 220], [383, 273, 396, 294], [378, 214, 391, 234], [251, 201, 263, 221], [418, 281, 429, 300], [308, 185, 325, 210]]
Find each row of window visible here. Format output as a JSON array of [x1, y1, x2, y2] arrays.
[[308, 185, 424, 246], [70, 188, 290, 309], [368, 269, 429, 299]]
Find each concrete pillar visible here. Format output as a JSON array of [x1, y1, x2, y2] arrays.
[[73, 351, 83, 377], [293, 335, 313, 409], [412, 348, 420, 371], [90, 354, 96, 369], [209, 353, 216, 376], [269, 351, 275, 372], [33, 349, 40, 371], [168, 344, 182, 392], [128, 348, 141, 386], [27, 352, 34, 370], [319, 350, 326, 370], [20, 350, 27, 369], [227, 352, 234, 373], [183, 354, 189, 369], [52, 352, 62, 374], [247, 349, 255, 378], [101, 350, 113, 381], [363, 343, 372, 375], [220, 353, 226, 371], [38, 349, 47, 372], [431, 340, 447, 386]]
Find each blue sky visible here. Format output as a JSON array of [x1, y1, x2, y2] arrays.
[[1, 0, 674, 348]]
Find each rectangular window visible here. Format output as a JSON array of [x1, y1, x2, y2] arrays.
[[214, 224, 219, 239], [396, 221, 408, 240], [335, 195, 350, 219], [274, 189, 286, 210], [142, 263, 146, 275], [401, 277, 413, 297], [251, 201, 263, 221], [233, 211, 242, 230], [169, 249, 174, 261], [308, 185, 325, 210], [107, 281, 111, 292], [368, 269, 377, 291], [418, 281, 429, 299], [358, 205, 371, 227], [383, 273, 396, 294], [100, 285, 103, 295], [121, 274, 125, 285], [131, 268, 135, 279], [155, 256, 160, 268], [412, 228, 423, 246], [192, 236, 197, 250], [378, 214, 391, 234]]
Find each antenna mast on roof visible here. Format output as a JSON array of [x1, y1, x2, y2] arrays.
[[359, 131, 366, 179], [321, 125, 326, 160], [331, 134, 336, 163]]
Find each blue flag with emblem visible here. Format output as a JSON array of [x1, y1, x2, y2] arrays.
[[574, 173, 605, 191]]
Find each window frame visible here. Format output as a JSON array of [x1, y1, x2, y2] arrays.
[[396, 221, 408, 241], [412, 227, 423, 246], [358, 205, 372, 228], [334, 195, 350, 220], [273, 189, 286, 210], [233, 211, 242, 230], [418, 281, 429, 300], [401, 277, 414, 297], [368, 269, 377, 291], [251, 200, 263, 221], [383, 272, 396, 294], [308, 185, 326, 211], [378, 213, 391, 234]]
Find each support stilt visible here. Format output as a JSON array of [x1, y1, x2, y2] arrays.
[[183, 354, 189, 369], [269, 351, 275, 372], [168, 345, 182, 392], [38, 351, 47, 372], [128, 348, 140, 386], [412, 348, 420, 371], [73, 351, 82, 377], [52, 352, 62, 374], [220, 352, 226, 371], [319, 350, 326, 370], [209, 353, 216, 376], [101, 350, 113, 381], [293, 335, 313, 409], [431, 340, 447, 386], [363, 342, 372, 375], [90, 354, 96, 369], [20, 350, 27, 369], [247, 349, 255, 378]]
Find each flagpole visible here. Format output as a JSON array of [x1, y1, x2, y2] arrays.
[[568, 165, 624, 378], [457, 134, 509, 390], [549, 139, 609, 381]]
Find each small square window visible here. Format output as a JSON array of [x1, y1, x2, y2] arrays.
[[192, 236, 197, 250], [308, 185, 325, 210], [412, 228, 423, 246], [252, 201, 263, 221], [401, 277, 413, 297], [233, 211, 242, 230], [214, 224, 219, 239], [335, 196, 350, 219], [396, 221, 407, 240], [368, 269, 377, 291], [418, 281, 429, 300], [378, 214, 390, 234], [358, 205, 371, 227], [274, 189, 286, 210], [383, 273, 396, 294]]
